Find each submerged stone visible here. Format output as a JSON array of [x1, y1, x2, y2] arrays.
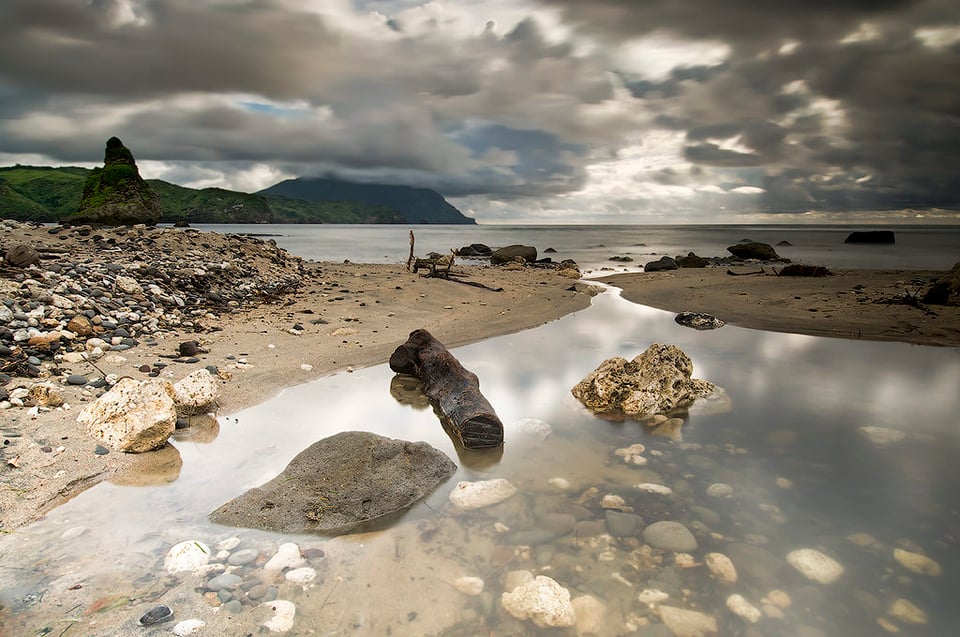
[[786, 548, 844, 584]]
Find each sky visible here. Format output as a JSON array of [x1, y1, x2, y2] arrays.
[[1, 0, 959, 224]]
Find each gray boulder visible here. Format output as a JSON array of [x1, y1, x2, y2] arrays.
[[726, 241, 782, 261], [644, 256, 679, 272], [491, 244, 537, 265], [209, 431, 456, 535]]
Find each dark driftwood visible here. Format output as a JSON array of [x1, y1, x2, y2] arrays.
[[389, 329, 504, 448]]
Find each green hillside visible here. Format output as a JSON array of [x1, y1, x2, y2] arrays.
[[0, 165, 464, 224]]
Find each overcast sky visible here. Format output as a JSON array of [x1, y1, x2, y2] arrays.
[[1, 0, 958, 223]]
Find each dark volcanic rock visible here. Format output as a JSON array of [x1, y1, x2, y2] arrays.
[[644, 256, 679, 272], [844, 230, 895, 244], [457, 243, 493, 257], [675, 252, 707, 268], [70, 137, 162, 226], [726, 241, 782, 261], [209, 431, 456, 535], [675, 312, 725, 330], [922, 261, 960, 306], [491, 244, 537, 265]]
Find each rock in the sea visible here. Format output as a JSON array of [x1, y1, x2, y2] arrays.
[[888, 598, 927, 624], [644, 256, 679, 272], [675, 252, 707, 268], [449, 478, 517, 510], [71, 137, 162, 226], [786, 548, 844, 584], [76, 378, 177, 452], [210, 432, 456, 534], [4, 244, 40, 268], [659, 605, 718, 637], [844, 230, 895, 244], [501, 575, 576, 628], [643, 521, 698, 553], [726, 241, 782, 261], [726, 594, 761, 623], [172, 369, 221, 415], [164, 540, 211, 574], [491, 244, 537, 265], [571, 343, 718, 417], [262, 600, 297, 633], [893, 548, 942, 576], [675, 312, 725, 330], [705, 553, 738, 584]]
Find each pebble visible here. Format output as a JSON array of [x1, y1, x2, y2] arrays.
[[172, 619, 206, 636], [726, 594, 762, 623], [892, 547, 942, 576], [206, 572, 243, 592], [786, 548, 844, 584], [454, 576, 485, 595], [642, 521, 698, 552], [706, 482, 734, 498], [448, 479, 517, 510], [888, 598, 927, 624], [227, 548, 259, 566], [262, 599, 297, 633], [659, 605, 718, 637], [638, 588, 670, 605], [635, 483, 673, 495], [285, 566, 317, 585], [704, 553, 738, 583], [164, 540, 211, 574], [263, 543, 304, 578], [66, 374, 88, 386]]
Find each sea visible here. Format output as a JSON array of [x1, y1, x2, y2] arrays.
[[1, 223, 959, 636]]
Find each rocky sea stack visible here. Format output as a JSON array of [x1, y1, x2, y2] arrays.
[[70, 137, 161, 226]]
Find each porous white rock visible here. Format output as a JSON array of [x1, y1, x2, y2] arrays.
[[501, 575, 576, 628], [164, 540, 211, 574], [172, 369, 221, 416], [705, 553, 738, 584], [448, 479, 517, 510], [893, 548, 942, 576], [172, 619, 206, 636], [786, 548, 844, 584], [454, 576, 484, 595], [264, 543, 305, 578], [285, 567, 317, 585], [29, 382, 63, 407], [726, 594, 762, 623], [76, 378, 177, 452], [262, 599, 297, 632], [659, 605, 718, 637]]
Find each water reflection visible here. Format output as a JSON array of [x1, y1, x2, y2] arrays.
[[1, 288, 959, 636]]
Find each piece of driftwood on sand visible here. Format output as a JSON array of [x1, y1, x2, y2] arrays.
[[389, 328, 504, 449]]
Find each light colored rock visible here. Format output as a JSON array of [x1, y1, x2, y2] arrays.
[[264, 543, 304, 578], [262, 599, 296, 632], [448, 479, 516, 510], [706, 483, 734, 498], [888, 598, 927, 624], [172, 369, 221, 416], [726, 594, 761, 623], [514, 417, 553, 439], [638, 589, 670, 605], [602, 494, 630, 511], [786, 548, 844, 584], [285, 567, 317, 585], [764, 590, 791, 608], [501, 575, 576, 628], [615, 443, 648, 465], [29, 382, 63, 407], [659, 605, 718, 637], [172, 619, 206, 636], [76, 378, 177, 452], [164, 540, 211, 574], [454, 576, 484, 595], [572, 343, 718, 417], [859, 426, 906, 446], [115, 275, 143, 295], [643, 521, 698, 552], [636, 483, 673, 495], [893, 548, 941, 576], [705, 553, 738, 584], [572, 594, 606, 636], [548, 477, 570, 489]]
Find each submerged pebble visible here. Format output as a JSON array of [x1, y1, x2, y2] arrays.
[[786, 548, 844, 584], [262, 599, 297, 632], [172, 619, 206, 636], [726, 594, 762, 623], [892, 548, 942, 576]]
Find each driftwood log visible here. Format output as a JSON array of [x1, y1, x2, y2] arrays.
[[389, 329, 504, 448]]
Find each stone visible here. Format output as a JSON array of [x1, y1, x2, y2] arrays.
[[4, 244, 40, 268], [726, 594, 761, 623], [643, 521, 698, 552], [704, 553, 738, 584], [638, 589, 670, 605], [706, 483, 734, 498], [164, 540, 211, 574], [786, 548, 844, 584], [263, 543, 305, 578], [572, 594, 606, 636], [66, 315, 94, 337], [172, 619, 206, 636], [674, 312, 725, 330], [454, 576, 484, 595], [892, 548, 941, 576], [206, 573, 242, 592], [71, 137, 162, 226], [76, 378, 177, 452], [606, 510, 643, 537], [262, 600, 297, 633], [211, 432, 456, 535], [491, 245, 537, 265], [115, 275, 142, 295], [449, 478, 517, 510], [844, 230, 895, 244], [285, 566, 317, 585], [501, 575, 576, 628], [658, 605, 718, 637], [675, 252, 707, 268], [922, 261, 960, 305], [635, 483, 673, 495], [726, 241, 782, 260], [644, 256, 679, 272], [572, 343, 718, 418], [887, 598, 926, 624], [28, 382, 63, 407], [172, 369, 221, 415]]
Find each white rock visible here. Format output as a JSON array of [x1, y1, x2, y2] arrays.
[[659, 605, 718, 637], [726, 594, 761, 623], [888, 598, 927, 624], [635, 482, 673, 495], [859, 426, 906, 446], [548, 477, 570, 489], [76, 378, 177, 452], [706, 483, 734, 498], [262, 599, 296, 632], [172, 370, 221, 416], [164, 540, 211, 574], [215, 536, 241, 551], [454, 576, 484, 595], [514, 417, 552, 439], [786, 548, 844, 584], [638, 588, 670, 605], [614, 443, 647, 465], [300, 364, 313, 372], [115, 275, 143, 295], [172, 619, 206, 636], [601, 494, 629, 510], [501, 575, 576, 628], [264, 543, 304, 578], [285, 566, 317, 585], [571, 594, 606, 636], [893, 548, 942, 576], [448, 479, 517, 510], [764, 590, 791, 608], [705, 553, 738, 584]]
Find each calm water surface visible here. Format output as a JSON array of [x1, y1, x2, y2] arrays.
[[1, 287, 958, 636]]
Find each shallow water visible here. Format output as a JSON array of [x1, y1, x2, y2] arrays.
[[1, 289, 959, 636]]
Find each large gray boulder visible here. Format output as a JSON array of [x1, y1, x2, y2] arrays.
[[726, 241, 782, 261], [71, 137, 162, 226], [210, 431, 456, 535], [571, 343, 718, 417], [491, 244, 537, 265]]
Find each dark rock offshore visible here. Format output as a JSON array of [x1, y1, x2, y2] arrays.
[[844, 230, 895, 244], [71, 137, 162, 226]]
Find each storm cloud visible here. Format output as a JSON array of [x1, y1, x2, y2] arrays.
[[0, 0, 958, 221]]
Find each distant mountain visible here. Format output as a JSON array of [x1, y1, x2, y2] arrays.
[[0, 166, 472, 224], [259, 177, 476, 225]]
